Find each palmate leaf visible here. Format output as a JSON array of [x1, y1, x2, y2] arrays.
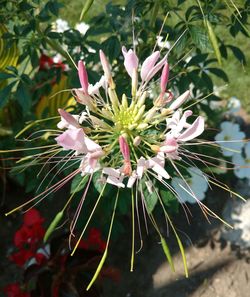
[[189, 25, 211, 52], [0, 25, 18, 71]]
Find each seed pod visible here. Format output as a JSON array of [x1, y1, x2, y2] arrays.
[[44, 211, 64, 243]]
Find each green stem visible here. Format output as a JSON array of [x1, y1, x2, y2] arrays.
[[130, 188, 135, 272]]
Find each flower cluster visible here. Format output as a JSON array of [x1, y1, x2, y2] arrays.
[[7, 45, 246, 289], [55, 48, 204, 191]]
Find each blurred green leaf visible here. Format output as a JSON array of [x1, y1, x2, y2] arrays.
[[0, 72, 16, 80], [0, 81, 16, 108], [207, 67, 228, 82], [70, 174, 88, 194], [189, 25, 210, 52], [141, 178, 158, 213], [16, 82, 31, 113]]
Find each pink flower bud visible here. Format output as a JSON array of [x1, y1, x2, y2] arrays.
[[119, 136, 130, 161], [160, 62, 169, 94], [99, 50, 114, 88], [141, 51, 160, 81], [78, 60, 89, 94], [122, 46, 139, 77]]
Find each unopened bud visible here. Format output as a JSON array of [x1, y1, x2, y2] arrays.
[[108, 88, 119, 113], [122, 94, 128, 109], [136, 123, 148, 130], [119, 135, 130, 161], [101, 108, 114, 119], [137, 92, 147, 108], [151, 144, 160, 152], [99, 50, 115, 89], [78, 60, 89, 94], [132, 68, 138, 98], [161, 108, 172, 117], [144, 107, 157, 122], [134, 105, 145, 122], [133, 136, 141, 146], [128, 123, 138, 130]]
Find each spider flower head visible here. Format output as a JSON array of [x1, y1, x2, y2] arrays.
[[5, 45, 245, 290], [55, 49, 205, 192]]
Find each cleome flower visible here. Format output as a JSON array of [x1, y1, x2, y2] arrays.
[[4, 45, 247, 290]]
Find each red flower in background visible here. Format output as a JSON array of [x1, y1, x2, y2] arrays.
[[6, 208, 118, 296], [23, 209, 44, 227], [4, 283, 30, 297], [88, 228, 106, 252], [10, 249, 34, 267], [39, 54, 66, 71], [78, 228, 106, 253], [10, 209, 45, 267]]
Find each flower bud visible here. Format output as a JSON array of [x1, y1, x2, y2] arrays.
[[99, 50, 115, 89], [160, 62, 169, 95], [122, 46, 139, 78], [133, 136, 141, 146], [132, 68, 138, 98], [122, 94, 128, 109], [134, 105, 145, 122], [108, 88, 119, 113], [78, 60, 89, 94], [137, 92, 147, 108]]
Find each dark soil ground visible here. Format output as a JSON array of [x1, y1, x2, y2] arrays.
[[103, 191, 250, 297]]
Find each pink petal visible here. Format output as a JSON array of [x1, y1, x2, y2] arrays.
[[84, 136, 102, 152], [58, 109, 80, 128], [169, 90, 190, 110], [122, 46, 139, 77], [103, 167, 120, 178], [73, 89, 94, 109], [160, 136, 178, 153], [178, 116, 205, 142], [160, 62, 169, 94], [78, 60, 89, 94], [56, 128, 87, 153], [136, 157, 147, 178], [145, 56, 167, 82], [175, 110, 193, 134], [141, 51, 160, 81], [106, 175, 125, 188], [127, 172, 137, 188], [148, 153, 170, 179]]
